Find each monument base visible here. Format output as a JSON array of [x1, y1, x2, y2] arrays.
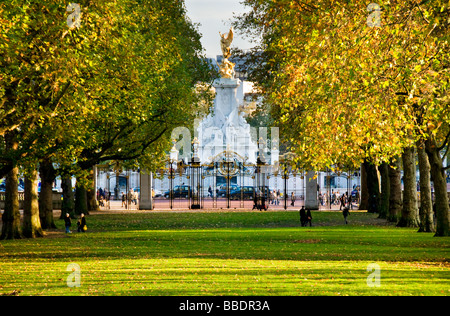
[[197, 78, 258, 164]]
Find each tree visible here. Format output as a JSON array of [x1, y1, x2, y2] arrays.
[[388, 157, 402, 222], [38, 158, 57, 229], [417, 139, 434, 232], [23, 167, 44, 238], [0, 132, 21, 240], [379, 162, 390, 219], [397, 147, 419, 227], [235, 0, 449, 235], [1, 0, 214, 238]]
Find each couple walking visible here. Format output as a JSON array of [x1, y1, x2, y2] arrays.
[[299, 206, 312, 227]]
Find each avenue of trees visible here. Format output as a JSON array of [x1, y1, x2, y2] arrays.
[[1, 0, 449, 240], [0, 0, 215, 239], [235, 0, 449, 236]]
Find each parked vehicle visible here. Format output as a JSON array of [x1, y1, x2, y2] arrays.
[[217, 184, 240, 197], [164, 185, 192, 199], [229, 186, 256, 200]]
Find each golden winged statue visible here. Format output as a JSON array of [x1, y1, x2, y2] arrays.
[[219, 27, 234, 59], [218, 27, 236, 79]]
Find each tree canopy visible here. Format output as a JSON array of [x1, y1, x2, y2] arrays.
[[235, 0, 449, 235], [0, 0, 215, 239], [235, 0, 449, 170]]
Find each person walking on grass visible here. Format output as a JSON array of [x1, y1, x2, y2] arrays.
[[340, 194, 346, 210], [306, 209, 313, 227], [64, 213, 72, 233], [299, 206, 306, 226], [77, 213, 87, 233], [343, 207, 350, 224]]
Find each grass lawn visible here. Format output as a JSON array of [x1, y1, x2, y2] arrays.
[[0, 210, 448, 296]]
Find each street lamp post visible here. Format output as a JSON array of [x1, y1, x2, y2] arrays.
[[256, 137, 268, 210], [279, 153, 294, 210], [190, 138, 202, 209]]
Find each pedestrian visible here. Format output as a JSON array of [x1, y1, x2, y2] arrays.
[[306, 209, 312, 227], [132, 189, 138, 205], [99, 195, 104, 207], [208, 185, 212, 198], [122, 193, 126, 208], [252, 193, 258, 210], [299, 206, 307, 226], [77, 213, 87, 232], [343, 207, 350, 224], [340, 194, 346, 210], [64, 213, 72, 233], [261, 196, 267, 211], [277, 189, 281, 205], [128, 189, 134, 206], [290, 192, 295, 206]]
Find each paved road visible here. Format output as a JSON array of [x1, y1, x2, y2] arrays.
[[101, 198, 360, 212]]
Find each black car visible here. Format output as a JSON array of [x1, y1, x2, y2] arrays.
[[164, 185, 192, 198], [217, 184, 240, 197], [229, 186, 256, 200]]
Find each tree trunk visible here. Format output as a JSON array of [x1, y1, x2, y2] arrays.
[[388, 157, 402, 222], [23, 168, 44, 238], [379, 162, 390, 219], [75, 181, 88, 215], [425, 136, 450, 237], [39, 158, 57, 229], [416, 140, 434, 232], [397, 147, 419, 227], [359, 163, 369, 210], [363, 160, 380, 213], [61, 176, 75, 219], [0, 132, 22, 240], [87, 168, 99, 212]]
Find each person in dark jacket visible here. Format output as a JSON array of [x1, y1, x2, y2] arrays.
[[77, 213, 87, 232], [299, 206, 307, 226], [343, 207, 350, 224], [340, 194, 346, 210], [252, 193, 258, 210], [306, 209, 312, 227], [64, 213, 72, 233]]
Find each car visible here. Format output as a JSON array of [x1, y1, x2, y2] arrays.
[[217, 184, 240, 197], [229, 186, 256, 200], [164, 185, 192, 199], [152, 189, 162, 198]]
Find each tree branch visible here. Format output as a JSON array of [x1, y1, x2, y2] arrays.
[[437, 130, 450, 151]]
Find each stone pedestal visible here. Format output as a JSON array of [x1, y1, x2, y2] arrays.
[[139, 171, 153, 210], [305, 171, 318, 210]]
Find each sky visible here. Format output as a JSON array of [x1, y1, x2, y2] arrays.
[[184, 0, 254, 59]]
